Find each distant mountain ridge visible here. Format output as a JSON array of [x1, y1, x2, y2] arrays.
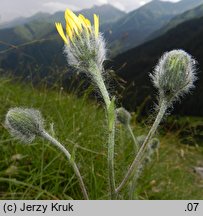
[[105, 0, 203, 55], [0, 4, 125, 52], [0, 4, 126, 30], [149, 3, 203, 40], [1, 1, 203, 117], [112, 15, 203, 116], [50, 4, 126, 29], [1, 0, 203, 55], [0, 12, 50, 29]]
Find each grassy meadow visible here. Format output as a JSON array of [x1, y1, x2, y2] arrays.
[[0, 78, 202, 200]]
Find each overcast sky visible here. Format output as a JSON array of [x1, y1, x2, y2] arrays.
[[0, 0, 180, 23]]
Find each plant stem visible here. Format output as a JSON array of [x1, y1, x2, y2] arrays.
[[126, 124, 139, 199], [115, 100, 168, 194], [127, 124, 139, 151], [90, 65, 116, 199], [92, 70, 111, 108], [107, 107, 116, 199], [129, 168, 141, 200], [40, 131, 89, 200]]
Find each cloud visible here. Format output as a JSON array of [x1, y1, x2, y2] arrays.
[[162, 0, 180, 2], [139, 1, 147, 6], [111, 1, 126, 11], [42, 2, 79, 13], [0, 0, 182, 23], [97, 0, 108, 4]]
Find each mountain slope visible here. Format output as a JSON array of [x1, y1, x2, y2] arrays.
[[76, 4, 126, 24], [106, 0, 203, 55], [1, 0, 203, 55], [1, 16, 203, 116], [0, 4, 125, 52], [112, 16, 203, 116], [149, 3, 203, 40], [0, 12, 50, 29], [0, 20, 54, 51], [50, 4, 126, 26]]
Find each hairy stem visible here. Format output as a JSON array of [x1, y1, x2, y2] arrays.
[[40, 131, 89, 200], [92, 71, 111, 108], [116, 100, 168, 194], [129, 167, 141, 200], [90, 65, 116, 199], [127, 124, 139, 199], [107, 101, 116, 199], [127, 124, 139, 152]]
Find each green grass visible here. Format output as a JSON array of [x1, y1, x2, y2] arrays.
[[0, 78, 202, 200]]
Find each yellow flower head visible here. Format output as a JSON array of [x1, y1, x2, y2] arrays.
[[55, 9, 99, 45], [55, 8, 106, 72]]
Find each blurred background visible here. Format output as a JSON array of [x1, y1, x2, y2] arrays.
[[0, 0, 203, 116]]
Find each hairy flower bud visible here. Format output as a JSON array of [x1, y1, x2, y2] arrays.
[[150, 50, 197, 103], [136, 135, 160, 156], [116, 107, 131, 126], [149, 138, 160, 150], [5, 108, 44, 143]]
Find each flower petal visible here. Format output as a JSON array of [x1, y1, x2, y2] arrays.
[[85, 18, 91, 29], [78, 14, 90, 37], [66, 23, 73, 42], [65, 14, 79, 36], [55, 22, 68, 44], [78, 14, 88, 30], [65, 9, 82, 32], [94, 14, 99, 38]]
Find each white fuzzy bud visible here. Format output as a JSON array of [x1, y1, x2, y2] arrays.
[[5, 108, 44, 143], [150, 50, 197, 103], [116, 107, 131, 126]]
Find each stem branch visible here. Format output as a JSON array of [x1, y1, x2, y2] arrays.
[[41, 131, 89, 200], [116, 100, 168, 194], [127, 124, 139, 151]]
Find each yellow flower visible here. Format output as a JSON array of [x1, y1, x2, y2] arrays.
[[55, 8, 106, 73], [55, 9, 99, 45]]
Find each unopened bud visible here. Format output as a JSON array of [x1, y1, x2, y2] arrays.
[[5, 108, 44, 143], [149, 138, 160, 150], [116, 107, 131, 126], [150, 50, 197, 103]]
